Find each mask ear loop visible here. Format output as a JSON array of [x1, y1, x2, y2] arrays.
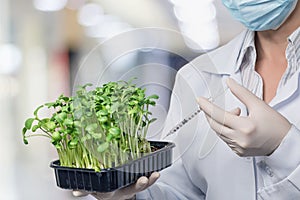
[[163, 86, 229, 139]]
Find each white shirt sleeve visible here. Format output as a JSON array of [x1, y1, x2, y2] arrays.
[[257, 125, 300, 199]]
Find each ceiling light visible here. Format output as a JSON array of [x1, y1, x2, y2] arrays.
[[33, 0, 67, 11], [0, 44, 22, 74], [78, 3, 104, 27], [173, 3, 216, 23]]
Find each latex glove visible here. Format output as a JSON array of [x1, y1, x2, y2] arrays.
[[197, 78, 291, 157], [73, 172, 160, 200]]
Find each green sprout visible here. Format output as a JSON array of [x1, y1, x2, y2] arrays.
[[22, 80, 159, 171]]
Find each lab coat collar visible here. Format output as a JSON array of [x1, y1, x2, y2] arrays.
[[288, 26, 300, 45], [270, 69, 300, 108], [270, 26, 300, 107], [191, 27, 300, 77], [189, 29, 252, 76]]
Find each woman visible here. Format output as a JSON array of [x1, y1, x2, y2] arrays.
[[74, 0, 300, 199]]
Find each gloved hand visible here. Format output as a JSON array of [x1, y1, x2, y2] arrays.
[[73, 172, 160, 200], [197, 78, 291, 157]]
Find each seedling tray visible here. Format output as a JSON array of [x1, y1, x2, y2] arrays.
[[50, 141, 175, 192]]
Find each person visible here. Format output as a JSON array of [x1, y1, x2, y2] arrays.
[[73, 0, 300, 199]]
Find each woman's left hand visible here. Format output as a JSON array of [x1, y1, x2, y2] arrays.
[[197, 78, 291, 157]]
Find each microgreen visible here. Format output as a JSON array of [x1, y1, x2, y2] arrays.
[[22, 80, 158, 171]]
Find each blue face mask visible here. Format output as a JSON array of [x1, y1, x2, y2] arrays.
[[222, 0, 298, 31]]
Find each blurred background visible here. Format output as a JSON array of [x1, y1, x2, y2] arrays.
[[0, 0, 244, 199]]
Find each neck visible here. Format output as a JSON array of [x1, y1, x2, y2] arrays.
[[255, 0, 300, 60], [255, 32, 288, 60]]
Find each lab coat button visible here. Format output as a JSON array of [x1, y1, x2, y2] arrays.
[[265, 166, 274, 177]]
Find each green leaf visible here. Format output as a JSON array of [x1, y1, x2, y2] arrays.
[[128, 107, 138, 115], [97, 110, 108, 116], [81, 99, 89, 107], [82, 83, 93, 88], [73, 109, 83, 119], [81, 135, 88, 142], [80, 134, 92, 142], [54, 143, 62, 149], [109, 127, 121, 137], [46, 121, 56, 131], [84, 110, 93, 117], [101, 123, 110, 130], [52, 131, 62, 141], [106, 134, 113, 142], [55, 112, 67, 123], [129, 100, 138, 106], [85, 123, 98, 133], [22, 127, 27, 135], [73, 121, 81, 128], [148, 101, 156, 106], [147, 94, 159, 99], [98, 116, 108, 123], [97, 142, 109, 153], [63, 118, 73, 127], [23, 138, 28, 145], [149, 118, 157, 124], [90, 133, 103, 139], [33, 105, 44, 117], [44, 102, 56, 108], [111, 103, 120, 112], [25, 118, 35, 130], [22, 127, 29, 144], [59, 95, 69, 102], [68, 138, 78, 149], [32, 124, 40, 132]]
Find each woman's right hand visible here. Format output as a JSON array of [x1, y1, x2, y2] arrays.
[[72, 172, 160, 200]]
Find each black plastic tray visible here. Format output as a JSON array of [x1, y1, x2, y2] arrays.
[[50, 141, 175, 192]]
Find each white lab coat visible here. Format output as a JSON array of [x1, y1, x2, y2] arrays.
[[137, 30, 300, 200]]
